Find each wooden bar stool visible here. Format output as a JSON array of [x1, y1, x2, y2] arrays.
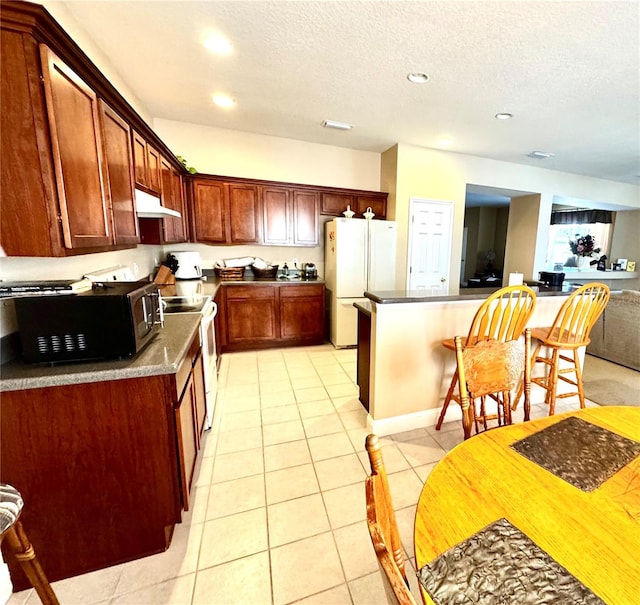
[[436, 285, 536, 431], [0, 484, 59, 605], [515, 282, 610, 416]]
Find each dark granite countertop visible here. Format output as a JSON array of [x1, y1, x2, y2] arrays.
[[365, 285, 573, 304], [0, 314, 201, 392]]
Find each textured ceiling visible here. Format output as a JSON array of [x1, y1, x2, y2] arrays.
[[60, 0, 640, 185]]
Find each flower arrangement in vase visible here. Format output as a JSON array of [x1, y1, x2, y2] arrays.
[[569, 234, 600, 270]]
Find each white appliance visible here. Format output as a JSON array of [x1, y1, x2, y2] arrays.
[[162, 293, 218, 429], [171, 251, 203, 280], [325, 218, 397, 347]]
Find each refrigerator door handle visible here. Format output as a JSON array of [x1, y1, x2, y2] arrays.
[[364, 226, 370, 291]]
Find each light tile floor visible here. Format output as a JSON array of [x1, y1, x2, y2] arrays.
[[8, 348, 632, 605]]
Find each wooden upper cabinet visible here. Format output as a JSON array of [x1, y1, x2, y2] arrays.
[[262, 186, 318, 246], [355, 195, 386, 219], [132, 130, 148, 188], [160, 156, 186, 243], [98, 101, 139, 246], [191, 179, 227, 243], [228, 183, 260, 244], [262, 186, 290, 245], [321, 191, 387, 219], [292, 190, 319, 245], [132, 129, 161, 194], [190, 178, 259, 244], [147, 145, 161, 193], [321, 192, 355, 216], [40, 45, 112, 249]]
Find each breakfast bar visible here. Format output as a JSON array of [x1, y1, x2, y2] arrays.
[[357, 286, 578, 436]]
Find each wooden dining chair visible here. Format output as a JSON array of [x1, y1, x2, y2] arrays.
[[515, 282, 610, 416], [436, 285, 536, 432], [365, 435, 418, 605], [0, 484, 59, 605], [454, 328, 532, 439]]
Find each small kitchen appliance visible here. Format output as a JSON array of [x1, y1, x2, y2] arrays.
[[14, 281, 162, 363], [539, 271, 565, 288], [302, 263, 318, 280], [171, 251, 203, 280]]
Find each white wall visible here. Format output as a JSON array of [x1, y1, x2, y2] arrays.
[[38, 0, 152, 124], [383, 144, 640, 288], [153, 119, 381, 191]]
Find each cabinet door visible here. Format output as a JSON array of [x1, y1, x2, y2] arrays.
[[226, 286, 277, 345], [355, 195, 387, 219], [279, 284, 325, 343], [98, 101, 139, 245], [191, 180, 228, 243], [160, 157, 186, 243], [147, 145, 162, 194], [262, 186, 290, 245], [171, 169, 187, 241], [228, 183, 260, 243], [175, 372, 197, 512], [40, 45, 112, 248], [320, 192, 354, 216], [132, 130, 148, 188], [292, 190, 319, 246]]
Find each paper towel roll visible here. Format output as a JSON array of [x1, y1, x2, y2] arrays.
[[508, 272, 523, 286]]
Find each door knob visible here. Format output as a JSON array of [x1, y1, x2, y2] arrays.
[[440, 277, 446, 283]]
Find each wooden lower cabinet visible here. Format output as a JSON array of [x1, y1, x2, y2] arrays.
[[0, 333, 205, 590], [226, 285, 278, 347], [220, 283, 325, 352], [175, 371, 197, 512], [280, 284, 325, 342]]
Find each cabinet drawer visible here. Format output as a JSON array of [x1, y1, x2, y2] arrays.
[[280, 284, 324, 298], [225, 285, 276, 300]]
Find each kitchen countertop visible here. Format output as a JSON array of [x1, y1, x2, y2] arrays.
[[365, 285, 575, 304], [0, 314, 201, 393]]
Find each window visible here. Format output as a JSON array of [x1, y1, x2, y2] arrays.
[[547, 222, 611, 267]]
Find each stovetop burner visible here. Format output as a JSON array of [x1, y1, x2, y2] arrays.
[[162, 296, 207, 314]]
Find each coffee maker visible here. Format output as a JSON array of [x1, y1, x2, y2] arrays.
[[302, 263, 318, 280]]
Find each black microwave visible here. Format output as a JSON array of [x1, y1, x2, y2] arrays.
[[14, 281, 162, 363]]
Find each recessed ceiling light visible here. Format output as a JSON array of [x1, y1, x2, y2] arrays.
[[527, 150, 555, 159], [495, 112, 513, 120], [407, 72, 429, 83], [212, 94, 235, 108], [438, 138, 453, 147], [322, 119, 353, 130], [203, 34, 232, 55]]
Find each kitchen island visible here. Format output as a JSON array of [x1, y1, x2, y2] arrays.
[[0, 314, 204, 590], [357, 286, 578, 436]]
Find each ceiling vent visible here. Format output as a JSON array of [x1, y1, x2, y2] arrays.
[[322, 120, 353, 131], [527, 150, 555, 159]]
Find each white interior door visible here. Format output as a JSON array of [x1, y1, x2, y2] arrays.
[[407, 198, 454, 293]]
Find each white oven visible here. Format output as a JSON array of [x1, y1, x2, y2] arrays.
[[199, 297, 218, 429], [162, 292, 218, 430]]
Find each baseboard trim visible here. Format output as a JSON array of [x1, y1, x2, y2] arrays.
[[367, 405, 463, 436]]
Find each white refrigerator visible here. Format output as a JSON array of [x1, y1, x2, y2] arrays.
[[325, 218, 397, 347]]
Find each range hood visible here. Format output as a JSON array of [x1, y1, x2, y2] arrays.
[[135, 188, 181, 219]]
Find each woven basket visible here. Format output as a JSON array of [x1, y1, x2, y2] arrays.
[[214, 266, 245, 280], [251, 265, 279, 279]]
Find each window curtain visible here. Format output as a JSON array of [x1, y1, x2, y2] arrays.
[[550, 209, 613, 225]]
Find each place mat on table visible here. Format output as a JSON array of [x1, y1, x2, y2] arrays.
[[418, 518, 605, 605], [510, 416, 640, 492]]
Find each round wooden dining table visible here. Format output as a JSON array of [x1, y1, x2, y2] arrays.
[[414, 406, 640, 605]]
